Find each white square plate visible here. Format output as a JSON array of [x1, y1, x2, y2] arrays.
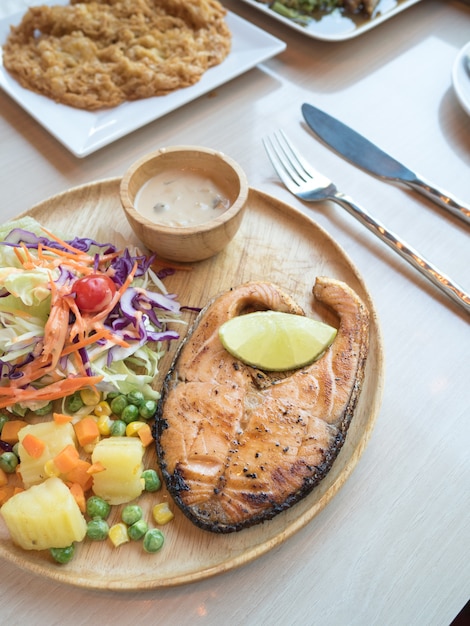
[[0, 2, 285, 157]]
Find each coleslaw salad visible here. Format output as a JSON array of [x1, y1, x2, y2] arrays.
[[0, 216, 183, 413]]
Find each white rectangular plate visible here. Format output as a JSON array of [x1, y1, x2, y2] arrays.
[[240, 0, 423, 41], [0, 2, 285, 157]]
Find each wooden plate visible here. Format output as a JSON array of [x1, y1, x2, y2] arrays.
[[0, 179, 385, 590]]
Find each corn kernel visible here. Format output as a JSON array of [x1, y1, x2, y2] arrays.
[[96, 414, 112, 436], [82, 441, 99, 455], [43, 459, 60, 478], [108, 522, 130, 547], [80, 388, 101, 406], [125, 421, 147, 438], [94, 401, 112, 417], [152, 502, 174, 525]]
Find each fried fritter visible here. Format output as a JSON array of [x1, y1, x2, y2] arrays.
[[2, 0, 231, 110]]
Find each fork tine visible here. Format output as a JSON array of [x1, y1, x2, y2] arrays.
[[262, 136, 298, 194], [273, 130, 313, 183], [263, 132, 309, 191]]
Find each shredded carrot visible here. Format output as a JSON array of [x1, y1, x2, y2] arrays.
[[0, 376, 103, 410], [21, 433, 46, 459], [74, 416, 100, 448], [53, 444, 80, 474], [41, 226, 95, 257], [41, 272, 70, 370], [68, 350, 89, 378], [13, 246, 27, 266], [68, 482, 86, 513], [63, 459, 93, 491], [6, 362, 56, 390], [137, 423, 154, 447], [53, 412, 74, 425], [65, 296, 88, 344], [60, 327, 130, 357], [0, 420, 28, 444], [86, 461, 106, 475], [18, 242, 36, 268], [41, 244, 93, 262]]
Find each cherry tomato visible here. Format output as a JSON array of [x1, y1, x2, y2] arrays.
[[72, 274, 117, 313]]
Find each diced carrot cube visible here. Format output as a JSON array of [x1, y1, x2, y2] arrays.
[[69, 482, 86, 513], [1, 420, 28, 444], [86, 461, 106, 475], [63, 458, 93, 492], [74, 416, 100, 447], [52, 412, 74, 424], [0, 485, 16, 505], [137, 423, 154, 447], [0, 467, 8, 487], [21, 433, 46, 458], [53, 444, 80, 474]]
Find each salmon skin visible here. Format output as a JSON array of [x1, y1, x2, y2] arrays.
[[154, 277, 369, 533]]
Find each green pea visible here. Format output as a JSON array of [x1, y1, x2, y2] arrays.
[[127, 390, 145, 407], [34, 401, 53, 416], [110, 420, 126, 437], [86, 496, 111, 520], [0, 415, 9, 434], [106, 391, 120, 401], [86, 518, 109, 541], [50, 544, 75, 564], [121, 404, 139, 424], [139, 400, 157, 420], [121, 504, 142, 525], [142, 469, 161, 492], [128, 519, 148, 541], [143, 529, 164, 553], [0, 452, 19, 473], [66, 392, 84, 413], [110, 394, 128, 416], [12, 442, 20, 457]]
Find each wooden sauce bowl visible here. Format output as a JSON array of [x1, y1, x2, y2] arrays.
[[120, 146, 249, 263]]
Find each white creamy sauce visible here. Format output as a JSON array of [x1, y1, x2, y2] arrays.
[[135, 169, 231, 227]]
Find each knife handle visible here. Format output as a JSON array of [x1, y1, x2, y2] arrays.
[[405, 176, 470, 227], [333, 192, 470, 315]]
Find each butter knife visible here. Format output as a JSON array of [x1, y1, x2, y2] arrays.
[[301, 103, 470, 227]]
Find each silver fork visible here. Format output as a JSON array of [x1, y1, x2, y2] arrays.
[[263, 131, 470, 316]]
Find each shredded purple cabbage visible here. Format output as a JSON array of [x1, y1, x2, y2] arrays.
[[2, 229, 116, 255]]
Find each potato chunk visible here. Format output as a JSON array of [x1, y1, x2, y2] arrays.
[[17, 421, 77, 488], [91, 437, 144, 505], [1, 477, 87, 550]]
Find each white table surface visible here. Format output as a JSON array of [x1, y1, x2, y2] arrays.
[[1, 0, 469, 624]]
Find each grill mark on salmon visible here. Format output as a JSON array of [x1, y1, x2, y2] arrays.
[[155, 277, 369, 533]]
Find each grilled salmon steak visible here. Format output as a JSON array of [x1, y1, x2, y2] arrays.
[[155, 277, 369, 533]]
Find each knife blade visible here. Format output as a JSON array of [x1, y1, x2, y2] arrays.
[[301, 102, 470, 227]]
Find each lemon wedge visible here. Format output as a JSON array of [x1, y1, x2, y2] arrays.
[[218, 311, 337, 371]]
